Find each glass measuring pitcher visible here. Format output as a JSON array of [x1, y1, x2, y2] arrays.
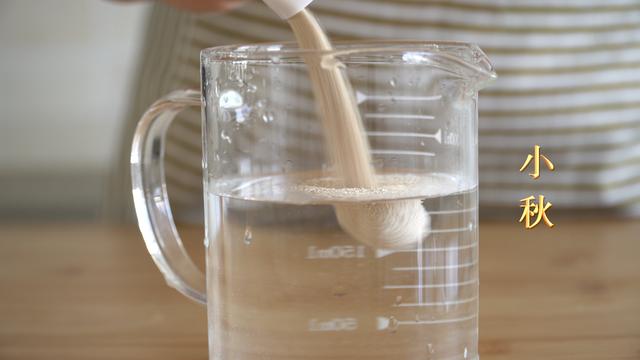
[[131, 41, 495, 360]]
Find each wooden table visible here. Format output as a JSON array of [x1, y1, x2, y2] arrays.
[[1, 220, 639, 359]]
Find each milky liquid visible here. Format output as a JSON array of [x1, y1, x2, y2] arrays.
[[206, 173, 478, 360]]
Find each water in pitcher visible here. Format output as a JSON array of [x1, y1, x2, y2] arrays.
[[206, 172, 478, 360]]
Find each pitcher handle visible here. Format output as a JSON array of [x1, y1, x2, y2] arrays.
[[130, 89, 206, 304]]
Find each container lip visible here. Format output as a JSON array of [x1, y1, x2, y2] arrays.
[[201, 40, 496, 83]]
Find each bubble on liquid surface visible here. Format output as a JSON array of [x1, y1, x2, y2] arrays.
[[394, 295, 403, 306], [219, 90, 243, 109], [389, 77, 397, 87], [243, 227, 253, 245], [293, 173, 460, 202]]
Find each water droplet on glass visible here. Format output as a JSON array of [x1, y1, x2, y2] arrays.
[[256, 99, 266, 109], [271, 55, 281, 64], [262, 111, 274, 123], [243, 227, 253, 245], [463, 347, 468, 359], [420, 140, 425, 146], [394, 295, 403, 306], [387, 316, 399, 333], [221, 130, 232, 144], [247, 83, 258, 93], [427, 343, 435, 354], [389, 77, 397, 87], [234, 105, 251, 124], [219, 90, 243, 109]]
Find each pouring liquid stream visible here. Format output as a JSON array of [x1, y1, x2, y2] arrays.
[[286, 9, 429, 249]]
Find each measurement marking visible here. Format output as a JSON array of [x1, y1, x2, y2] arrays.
[[365, 113, 436, 120], [392, 260, 478, 271], [376, 314, 476, 330], [306, 245, 366, 260], [383, 279, 478, 290], [394, 296, 478, 308], [375, 242, 478, 258], [356, 91, 442, 104], [371, 149, 435, 157], [430, 222, 474, 234], [367, 129, 442, 144], [428, 207, 477, 215], [308, 318, 358, 332]]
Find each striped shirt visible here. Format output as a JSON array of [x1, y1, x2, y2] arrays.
[[108, 0, 640, 221]]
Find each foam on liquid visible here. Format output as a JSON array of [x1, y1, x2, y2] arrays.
[[213, 172, 464, 204]]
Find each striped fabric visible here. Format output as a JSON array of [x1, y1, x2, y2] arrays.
[[109, 0, 640, 222]]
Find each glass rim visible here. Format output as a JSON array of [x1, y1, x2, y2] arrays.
[[200, 40, 496, 82], [202, 39, 479, 54]]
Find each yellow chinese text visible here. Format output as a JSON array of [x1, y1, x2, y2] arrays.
[[519, 195, 555, 229], [519, 145, 554, 180]]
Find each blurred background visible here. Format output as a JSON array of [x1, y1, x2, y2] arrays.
[[0, 0, 150, 221], [2, 0, 640, 223]]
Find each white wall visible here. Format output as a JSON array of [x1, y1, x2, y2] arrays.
[[0, 0, 150, 219]]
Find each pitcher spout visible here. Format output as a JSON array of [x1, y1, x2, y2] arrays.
[[400, 42, 497, 90]]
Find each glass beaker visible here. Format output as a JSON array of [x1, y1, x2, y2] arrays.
[[131, 41, 495, 360]]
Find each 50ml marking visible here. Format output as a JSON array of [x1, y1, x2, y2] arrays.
[[308, 318, 358, 332], [306, 245, 366, 260]]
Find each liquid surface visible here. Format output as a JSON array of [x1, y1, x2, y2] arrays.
[[206, 174, 478, 360], [212, 172, 465, 204]]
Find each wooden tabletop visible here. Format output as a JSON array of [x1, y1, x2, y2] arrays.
[[1, 220, 639, 359]]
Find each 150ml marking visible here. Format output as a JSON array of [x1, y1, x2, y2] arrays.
[[306, 245, 366, 259], [308, 318, 358, 332]]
